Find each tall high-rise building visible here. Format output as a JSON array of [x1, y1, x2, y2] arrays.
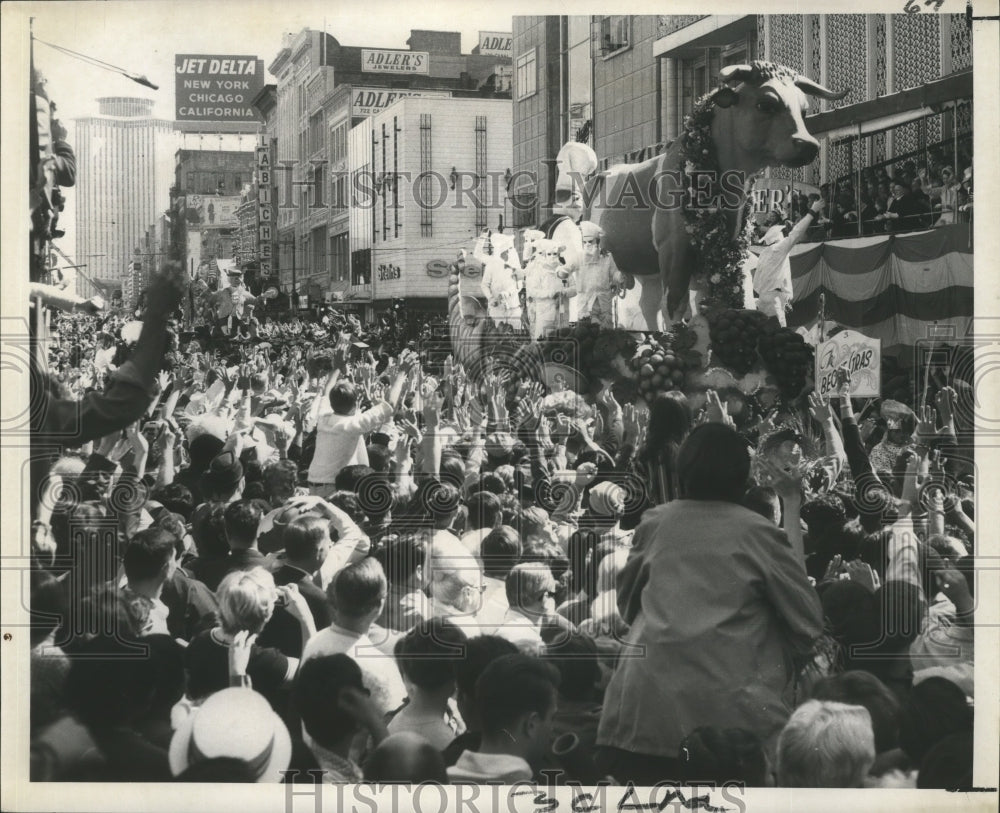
[[73, 97, 177, 287]]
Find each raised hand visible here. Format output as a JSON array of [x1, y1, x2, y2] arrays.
[[156, 370, 172, 393], [705, 389, 734, 427], [822, 553, 846, 584], [844, 559, 880, 592], [228, 630, 257, 680], [807, 391, 833, 424], [757, 455, 805, 502], [598, 385, 621, 415], [934, 386, 956, 426], [915, 404, 938, 445]]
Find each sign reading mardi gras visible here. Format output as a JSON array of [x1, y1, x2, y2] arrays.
[[815, 329, 881, 398]]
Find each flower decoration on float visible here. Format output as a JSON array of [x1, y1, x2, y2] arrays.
[[679, 93, 758, 312]]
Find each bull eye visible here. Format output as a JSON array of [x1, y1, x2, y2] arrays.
[[756, 97, 779, 114]]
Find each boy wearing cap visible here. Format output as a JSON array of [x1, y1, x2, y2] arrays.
[[576, 222, 622, 328]]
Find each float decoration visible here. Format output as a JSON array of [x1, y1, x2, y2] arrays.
[[679, 99, 757, 312]]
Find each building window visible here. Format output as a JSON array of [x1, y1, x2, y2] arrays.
[[351, 248, 371, 285], [600, 15, 631, 57], [516, 48, 537, 100], [330, 122, 348, 164], [330, 232, 349, 282], [419, 113, 433, 237], [566, 17, 593, 145], [331, 174, 348, 216], [311, 227, 326, 278]]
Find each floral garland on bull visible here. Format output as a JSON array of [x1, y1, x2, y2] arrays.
[[679, 94, 757, 312]]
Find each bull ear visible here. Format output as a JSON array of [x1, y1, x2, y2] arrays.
[[711, 86, 739, 108]]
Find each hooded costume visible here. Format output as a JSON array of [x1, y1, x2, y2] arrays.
[[479, 233, 523, 328]]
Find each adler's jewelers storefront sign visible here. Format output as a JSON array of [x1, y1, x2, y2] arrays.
[[361, 49, 429, 74], [478, 32, 512, 57]]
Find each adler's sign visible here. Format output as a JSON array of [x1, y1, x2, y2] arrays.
[[478, 32, 512, 57], [361, 49, 429, 74]]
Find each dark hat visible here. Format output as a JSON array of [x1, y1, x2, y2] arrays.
[[201, 450, 244, 494], [189, 434, 226, 467]]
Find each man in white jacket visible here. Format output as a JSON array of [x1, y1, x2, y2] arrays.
[[751, 198, 825, 320]]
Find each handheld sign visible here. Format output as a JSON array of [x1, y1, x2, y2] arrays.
[[815, 330, 881, 398]]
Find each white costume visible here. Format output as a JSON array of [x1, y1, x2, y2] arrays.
[[525, 239, 577, 340], [480, 233, 522, 328], [751, 208, 819, 318], [576, 221, 621, 328], [520, 229, 545, 332]]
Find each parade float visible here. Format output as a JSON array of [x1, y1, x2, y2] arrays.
[[444, 61, 853, 424]]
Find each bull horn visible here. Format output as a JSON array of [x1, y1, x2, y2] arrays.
[[794, 75, 850, 101], [719, 64, 755, 85]]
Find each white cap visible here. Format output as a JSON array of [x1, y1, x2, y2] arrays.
[[579, 221, 603, 241]]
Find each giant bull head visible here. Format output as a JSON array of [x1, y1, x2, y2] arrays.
[[579, 60, 848, 329], [710, 62, 849, 171]]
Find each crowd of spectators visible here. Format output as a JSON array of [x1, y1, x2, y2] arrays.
[[27, 261, 977, 789], [756, 142, 973, 243]]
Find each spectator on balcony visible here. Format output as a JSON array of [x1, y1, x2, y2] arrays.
[[928, 167, 961, 225], [909, 179, 934, 230], [878, 182, 915, 233]]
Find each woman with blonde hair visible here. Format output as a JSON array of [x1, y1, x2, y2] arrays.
[[776, 700, 876, 787], [183, 567, 313, 712]]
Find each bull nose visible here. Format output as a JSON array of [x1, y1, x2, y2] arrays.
[[790, 137, 819, 167]]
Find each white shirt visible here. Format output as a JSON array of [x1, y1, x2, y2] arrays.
[[307, 401, 392, 484], [492, 607, 545, 653], [475, 576, 509, 635], [301, 623, 408, 716]]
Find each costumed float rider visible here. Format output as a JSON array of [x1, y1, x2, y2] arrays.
[[525, 239, 577, 341], [576, 221, 624, 329], [209, 268, 276, 338], [519, 229, 545, 335], [480, 232, 523, 330], [747, 198, 826, 323]]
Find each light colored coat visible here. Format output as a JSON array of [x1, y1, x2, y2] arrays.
[[597, 500, 823, 759]]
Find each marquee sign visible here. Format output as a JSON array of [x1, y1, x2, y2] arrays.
[[361, 49, 429, 74], [478, 32, 512, 57], [256, 145, 275, 276], [353, 88, 450, 117], [175, 54, 264, 122]]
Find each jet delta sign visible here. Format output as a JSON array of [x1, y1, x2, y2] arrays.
[[175, 54, 265, 122]]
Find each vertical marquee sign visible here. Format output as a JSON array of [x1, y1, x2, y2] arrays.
[[256, 145, 275, 277]]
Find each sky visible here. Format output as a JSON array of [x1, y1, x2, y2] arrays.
[[18, 0, 520, 270], [28, 0, 519, 122]]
